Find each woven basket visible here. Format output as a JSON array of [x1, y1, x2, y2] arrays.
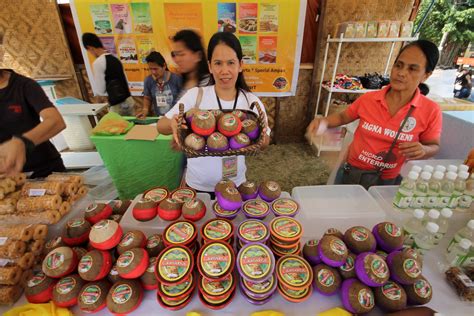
[[177, 102, 266, 158]]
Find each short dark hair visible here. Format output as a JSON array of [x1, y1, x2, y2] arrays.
[[172, 30, 209, 84], [145, 51, 166, 67], [207, 32, 250, 92], [82, 33, 103, 49], [396, 39, 439, 73]]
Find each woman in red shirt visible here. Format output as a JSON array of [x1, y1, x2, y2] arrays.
[[307, 40, 442, 188]]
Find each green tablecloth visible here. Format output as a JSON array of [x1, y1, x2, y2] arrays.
[[90, 133, 184, 199]]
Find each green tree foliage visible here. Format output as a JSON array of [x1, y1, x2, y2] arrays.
[[415, 0, 474, 44]]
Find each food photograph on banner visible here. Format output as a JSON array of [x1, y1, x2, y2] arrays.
[[71, 0, 306, 96]]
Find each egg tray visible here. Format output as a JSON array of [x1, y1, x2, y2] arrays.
[[177, 101, 267, 158]]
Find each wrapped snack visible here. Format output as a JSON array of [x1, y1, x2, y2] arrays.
[[46, 174, 84, 187], [400, 21, 413, 37], [77, 186, 88, 198], [63, 182, 79, 197], [335, 22, 356, 38], [21, 181, 64, 196], [0, 240, 26, 258], [29, 240, 45, 255], [354, 21, 367, 38], [0, 225, 34, 242], [0, 285, 22, 305], [0, 178, 16, 195], [33, 225, 48, 240], [16, 195, 62, 213], [66, 193, 78, 204], [446, 266, 474, 302], [389, 21, 401, 37], [0, 266, 22, 285], [1, 252, 35, 270], [377, 20, 390, 37], [0, 200, 16, 215], [59, 202, 71, 216], [12, 173, 26, 187], [0, 211, 61, 225], [366, 21, 378, 38]]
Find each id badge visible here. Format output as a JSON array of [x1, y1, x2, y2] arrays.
[[156, 95, 168, 108], [222, 156, 237, 179]]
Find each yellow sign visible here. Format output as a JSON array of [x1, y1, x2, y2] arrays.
[[71, 0, 306, 97]]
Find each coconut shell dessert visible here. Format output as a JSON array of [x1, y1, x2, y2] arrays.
[[116, 248, 149, 279], [140, 257, 158, 290], [207, 132, 229, 152], [355, 252, 390, 287], [89, 219, 123, 250], [401, 247, 423, 269], [62, 218, 91, 246], [191, 110, 216, 136], [44, 236, 66, 255], [323, 228, 345, 240], [185, 108, 198, 125], [78, 280, 111, 313], [232, 109, 247, 121], [386, 250, 422, 285], [78, 250, 113, 281], [182, 198, 206, 222], [402, 275, 432, 305], [344, 226, 377, 254], [258, 181, 281, 202], [143, 187, 169, 203], [373, 222, 404, 253], [73, 246, 89, 261], [238, 181, 258, 200], [132, 198, 157, 222], [109, 214, 122, 222], [184, 133, 206, 151], [242, 119, 259, 140], [318, 235, 348, 268], [108, 265, 123, 284], [25, 272, 57, 303], [215, 179, 236, 195], [374, 280, 407, 312], [145, 234, 165, 257], [303, 239, 321, 266], [52, 274, 85, 307], [43, 246, 78, 278], [117, 230, 147, 255], [106, 279, 144, 315], [229, 133, 251, 150], [341, 278, 375, 314], [338, 252, 357, 280], [312, 264, 342, 296], [217, 186, 242, 211], [217, 113, 242, 137], [84, 203, 113, 225], [110, 200, 131, 215], [157, 198, 182, 221]]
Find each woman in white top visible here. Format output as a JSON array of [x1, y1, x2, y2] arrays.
[[157, 32, 270, 194]]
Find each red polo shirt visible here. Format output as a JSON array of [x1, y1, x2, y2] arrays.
[[345, 85, 442, 179]]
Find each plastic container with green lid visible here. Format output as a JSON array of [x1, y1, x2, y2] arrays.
[[155, 245, 194, 286], [198, 241, 235, 280], [237, 243, 275, 283]]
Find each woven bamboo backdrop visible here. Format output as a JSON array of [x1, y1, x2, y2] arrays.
[[0, 0, 81, 98], [316, 0, 416, 82]]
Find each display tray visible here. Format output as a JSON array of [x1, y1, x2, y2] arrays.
[[292, 185, 387, 238]]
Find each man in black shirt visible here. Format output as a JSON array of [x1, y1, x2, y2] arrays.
[[82, 33, 134, 115], [0, 33, 66, 177]]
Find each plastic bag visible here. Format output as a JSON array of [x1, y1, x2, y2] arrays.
[[92, 112, 134, 136]]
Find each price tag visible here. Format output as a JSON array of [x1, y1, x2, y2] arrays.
[[222, 156, 237, 179], [0, 237, 8, 246], [29, 189, 46, 197]]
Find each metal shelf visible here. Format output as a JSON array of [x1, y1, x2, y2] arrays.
[[327, 37, 418, 43]]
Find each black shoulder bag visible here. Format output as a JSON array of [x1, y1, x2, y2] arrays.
[[342, 105, 415, 189]]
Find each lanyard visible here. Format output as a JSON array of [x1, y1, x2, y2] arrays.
[[215, 87, 239, 111], [155, 72, 168, 94]]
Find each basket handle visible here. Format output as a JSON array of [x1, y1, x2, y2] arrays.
[[250, 101, 268, 148]]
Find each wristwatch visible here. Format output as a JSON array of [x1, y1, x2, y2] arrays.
[[13, 134, 35, 155]]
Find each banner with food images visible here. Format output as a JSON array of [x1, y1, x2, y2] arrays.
[[71, 0, 306, 97]]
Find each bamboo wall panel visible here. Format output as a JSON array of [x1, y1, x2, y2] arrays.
[[0, 0, 81, 99]]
